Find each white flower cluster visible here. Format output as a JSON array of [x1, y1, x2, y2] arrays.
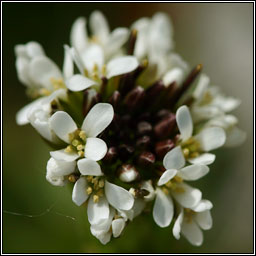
[[15, 11, 246, 246]]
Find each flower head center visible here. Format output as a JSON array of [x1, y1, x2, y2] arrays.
[[181, 137, 201, 159], [86, 175, 105, 203]]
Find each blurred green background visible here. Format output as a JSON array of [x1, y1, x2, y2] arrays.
[[3, 3, 253, 253]]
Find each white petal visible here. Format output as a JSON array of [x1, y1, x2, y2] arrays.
[[191, 105, 223, 123], [15, 44, 27, 57], [66, 74, 96, 92], [195, 210, 213, 230], [153, 188, 174, 228], [47, 157, 76, 176], [49, 111, 77, 143], [81, 44, 104, 73], [68, 47, 85, 75], [70, 17, 88, 53], [46, 171, 66, 187], [181, 220, 203, 246], [195, 127, 226, 151], [176, 105, 193, 141], [89, 10, 109, 44], [173, 209, 184, 240], [90, 228, 111, 245], [105, 181, 134, 210], [225, 127, 247, 147], [63, 45, 74, 79], [179, 165, 209, 181], [140, 180, 155, 202], [163, 146, 185, 170], [132, 198, 146, 218], [157, 169, 177, 186], [28, 56, 62, 90], [84, 138, 107, 161], [106, 56, 139, 79], [193, 74, 209, 100], [192, 200, 213, 212], [82, 103, 114, 137], [163, 68, 184, 86], [105, 27, 129, 57], [16, 97, 46, 125], [112, 218, 126, 238], [26, 41, 45, 58], [72, 177, 89, 206], [87, 195, 110, 225], [50, 149, 79, 162], [15, 57, 31, 86], [77, 158, 103, 176], [172, 183, 202, 208], [188, 153, 215, 165], [212, 95, 241, 112]]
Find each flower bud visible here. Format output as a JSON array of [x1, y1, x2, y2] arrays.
[[137, 151, 156, 167], [137, 121, 152, 135], [109, 90, 121, 109], [103, 147, 118, 163], [155, 139, 175, 159], [154, 113, 176, 139], [123, 86, 145, 111], [117, 164, 139, 183]]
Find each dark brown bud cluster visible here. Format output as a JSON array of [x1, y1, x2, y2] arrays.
[[81, 63, 202, 185]]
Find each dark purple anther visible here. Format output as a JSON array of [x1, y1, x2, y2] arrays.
[[155, 139, 175, 159]]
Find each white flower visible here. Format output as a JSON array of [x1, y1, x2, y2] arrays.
[[15, 43, 74, 125], [204, 114, 246, 147], [173, 199, 213, 246], [26, 89, 67, 143], [49, 103, 114, 162], [176, 105, 226, 165], [72, 170, 134, 226], [132, 13, 188, 86], [65, 45, 139, 92], [71, 10, 130, 60], [153, 147, 206, 228], [191, 74, 241, 123]]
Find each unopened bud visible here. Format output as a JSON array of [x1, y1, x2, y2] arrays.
[[155, 139, 175, 159], [117, 164, 139, 183], [137, 151, 155, 166], [103, 147, 118, 163], [124, 86, 145, 111], [154, 113, 176, 139], [109, 90, 121, 109], [137, 121, 152, 135]]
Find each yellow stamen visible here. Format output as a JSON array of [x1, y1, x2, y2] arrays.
[[173, 176, 183, 183], [96, 189, 104, 197], [101, 64, 107, 76], [183, 148, 190, 158], [93, 195, 99, 203], [86, 187, 93, 195], [77, 144, 84, 151], [78, 151, 84, 157], [86, 176, 93, 182], [98, 180, 104, 188], [65, 145, 73, 153], [79, 131, 86, 141], [68, 133, 75, 142], [174, 187, 185, 193], [72, 139, 79, 147], [68, 174, 77, 183], [39, 88, 51, 96], [162, 187, 169, 195]]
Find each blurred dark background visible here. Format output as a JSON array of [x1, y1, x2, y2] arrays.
[[3, 3, 253, 253]]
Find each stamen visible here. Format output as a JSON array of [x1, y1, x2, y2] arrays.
[[77, 144, 84, 151], [93, 195, 99, 203], [173, 176, 183, 183], [86, 187, 93, 195], [78, 151, 84, 157], [162, 187, 169, 195], [86, 176, 93, 182], [174, 187, 185, 193], [98, 180, 104, 188], [79, 131, 86, 141], [72, 139, 79, 147], [65, 145, 73, 153], [183, 148, 190, 158]]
